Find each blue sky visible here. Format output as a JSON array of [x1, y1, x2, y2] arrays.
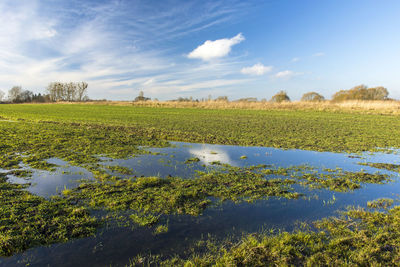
[[0, 0, 399, 100]]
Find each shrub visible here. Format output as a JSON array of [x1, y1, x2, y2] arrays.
[[270, 91, 290, 103], [332, 85, 389, 101], [301, 92, 325, 102]]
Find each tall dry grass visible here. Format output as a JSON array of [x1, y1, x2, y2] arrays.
[[131, 100, 400, 115], [52, 100, 400, 115]]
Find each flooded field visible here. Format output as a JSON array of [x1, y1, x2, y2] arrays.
[[2, 142, 399, 267], [2, 105, 400, 265]]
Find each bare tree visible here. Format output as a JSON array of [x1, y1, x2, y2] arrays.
[[368, 86, 388, 100], [332, 85, 389, 101], [301, 92, 325, 102], [65, 82, 76, 101], [270, 90, 290, 103], [8, 86, 23, 103], [0, 90, 4, 102], [134, 90, 150, 101], [19, 90, 33, 102], [46, 82, 58, 101], [46, 82, 88, 101], [76, 82, 88, 101]]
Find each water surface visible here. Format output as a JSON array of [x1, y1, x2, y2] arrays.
[[1, 142, 399, 267]]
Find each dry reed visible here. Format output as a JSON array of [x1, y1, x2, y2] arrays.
[[77, 100, 400, 115]]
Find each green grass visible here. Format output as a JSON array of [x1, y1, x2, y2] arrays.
[[62, 164, 390, 232], [0, 103, 399, 260], [0, 174, 99, 256], [65, 165, 300, 220], [0, 119, 168, 177], [359, 162, 400, 172], [132, 199, 400, 266], [1, 104, 400, 152]]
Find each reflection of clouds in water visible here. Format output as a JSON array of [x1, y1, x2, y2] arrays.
[[7, 165, 93, 198], [189, 146, 235, 166]]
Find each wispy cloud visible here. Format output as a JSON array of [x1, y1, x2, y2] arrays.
[[313, 52, 325, 57], [274, 70, 302, 79], [188, 33, 245, 61], [241, 63, 272, 75], [291, 57, 300, 62], [0, 0, 252, 100]]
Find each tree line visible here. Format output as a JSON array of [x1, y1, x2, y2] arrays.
[[0, 83, 391, 104], [161, 84, 390, 103], [249, 84, 389, 103], [0, 82, 88, 103]]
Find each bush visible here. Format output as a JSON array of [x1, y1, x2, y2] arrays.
[[134, 91, 150, 102], [332, 85, 388, 101], [270, 91, 290, 103], [301, 92, 325, 102]]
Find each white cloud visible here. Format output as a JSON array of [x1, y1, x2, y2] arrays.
[[313, 52, 325, 57], [241, 63, 272, 75], [189, 147, 234, 165], [291, 57, 300, 62], [188, 33, 245, 61], [0, 1, 253, 100], [274, 70, 295, 78], [143, 78, 155, 86]]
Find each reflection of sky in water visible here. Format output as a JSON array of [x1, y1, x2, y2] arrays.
[[188, 146, 235, 165], [2, 142, 400, 267], [7, 158, 94, 198]]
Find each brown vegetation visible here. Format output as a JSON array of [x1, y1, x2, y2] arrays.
[[332, 85, 389, 101], [71, 99, 400, 115], [270, 90, 290, 102], [301, 92, 325, 102]]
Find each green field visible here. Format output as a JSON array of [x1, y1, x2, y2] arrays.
[[1, 103, 400, 152], [1, 103, 400, 266]]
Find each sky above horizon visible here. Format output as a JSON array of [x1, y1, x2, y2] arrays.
[[1, 0, 400, 101]]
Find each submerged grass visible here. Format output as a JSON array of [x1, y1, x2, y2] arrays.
[[0, 174, 99, 257], [134, 199, 400, 266], [65, 165, 300, 220], [63, 164, 391, 231], [0, 104, 399, 262], [0, 160, 394, 257], [0, 120, 168, 178], [359, 162, 400, 173], [295, 170, 390, 191]]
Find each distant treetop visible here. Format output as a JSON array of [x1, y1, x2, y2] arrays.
[[134, 90, 151, 101], [332, 85, 389, 101], [301, 92, 325, 102], [270, 91, 290, 103]]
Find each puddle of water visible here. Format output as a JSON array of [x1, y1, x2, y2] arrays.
[[1, 142, 400, 267], [7, 158, 94, 198]]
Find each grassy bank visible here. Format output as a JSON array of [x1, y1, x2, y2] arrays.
[[1, 103, 400, 152], [142, 199, 400, 266]]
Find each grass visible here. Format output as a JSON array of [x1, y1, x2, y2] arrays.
[[131, 199, 400, 266], [0, 173, 99, 256], [61, 164, 390, 231], [64, 165, 300, 221], [71, 99, 400, 115], [0, 119, 168, 178], [0, 103, 399, 261], [359, 162, 400, 172], [295, 169, 390, 191], [2, 103, 400, 153]]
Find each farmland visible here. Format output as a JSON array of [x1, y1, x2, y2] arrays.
[[1, 103, 400, 266], [1, 104, 400, 152]]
